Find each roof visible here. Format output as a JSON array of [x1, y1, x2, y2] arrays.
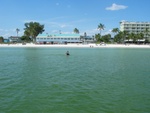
[[9, 36, 21, 39], [37, 33, 80, 37]]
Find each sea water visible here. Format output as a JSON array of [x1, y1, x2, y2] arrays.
[[0, 47, 150, 113]]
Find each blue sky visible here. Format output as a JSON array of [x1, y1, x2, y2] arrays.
[[0, 0, 150, 38]]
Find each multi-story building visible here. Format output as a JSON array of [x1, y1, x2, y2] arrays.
[[36, 34, 82, 44], [120, 21, 150, 40]]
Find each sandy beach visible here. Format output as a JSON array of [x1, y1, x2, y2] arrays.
[[0, 43, 150, 48]]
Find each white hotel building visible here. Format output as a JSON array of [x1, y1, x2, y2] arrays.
[[120, 21, 150, 41], [36, 34, 82, 44]]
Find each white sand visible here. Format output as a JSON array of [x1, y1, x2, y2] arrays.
[[0, 43, 150, 48]]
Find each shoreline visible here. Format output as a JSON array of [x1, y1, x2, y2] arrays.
[[0, 43, 150, 48]]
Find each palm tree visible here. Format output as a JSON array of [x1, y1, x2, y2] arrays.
[[130, 33, 137, 43], [16, 28, 20, 37], [112, 28, 119, 37], [122, 31, 129, 43], [144, 28, 150, 41], [95, 33, 101, 42], [0, 36, 4, 43], [126, 34, 130, 43], [139, 33, 144, 40], [73, 28, 79, 34], [114, 32, 123, 43], [97, 23, 105, 36], [136, 33, 144, 44], [128, 33, 134, 43]]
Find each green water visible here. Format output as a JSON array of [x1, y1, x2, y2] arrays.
[[0, 47, 150, 113]]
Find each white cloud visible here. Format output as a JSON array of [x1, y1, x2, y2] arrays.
[[106, 3, 127, 11]]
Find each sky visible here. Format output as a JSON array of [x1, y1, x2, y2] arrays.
[[0, 0, 150, 38]]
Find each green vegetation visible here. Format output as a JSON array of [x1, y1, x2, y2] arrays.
[[112, 28, 119, 35], [16, 28, 20, 37], [24, 22, 45, 42], [95, 23, 111, 43], [113, 30, 145, 44], [0, 36, 4, 43], [95, 23, 149, 44], [97, 23, 105, 36], [95, 33, 111, 43], [73, 28, 80, 34], [21, 35, 32, 42], [144, 28, 150, 43]]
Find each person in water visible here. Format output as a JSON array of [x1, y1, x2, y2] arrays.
[[66, 51, 70, 55]]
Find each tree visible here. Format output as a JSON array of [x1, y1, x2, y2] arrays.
[[130, 33, 136, 43], [112, 28, 119, 37], [16, 28, 20, 37], [144, 28, 150, 42], [0, 36, 4, 43], [139, 33, 144, 40], [24, 22, 45, 42], [101, 34, 111, 43], [126, 33, 131, 43], [73, 28, 79, 34], [127, 33, 134, 43], [114, 32, 123, 43], [95, 34, 101, 42], [136, 33, 144, 44], [21, 35, 31, 42], [97, 23, 105, 36], [122, 31, 129, 43]]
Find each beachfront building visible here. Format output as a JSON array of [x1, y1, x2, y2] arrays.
[[120, 21, 150, 41], [80, 35, 95, 44], [36, 34, 82, 44], [8, 36, 21, 43], [3, 39, 9, 43]]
